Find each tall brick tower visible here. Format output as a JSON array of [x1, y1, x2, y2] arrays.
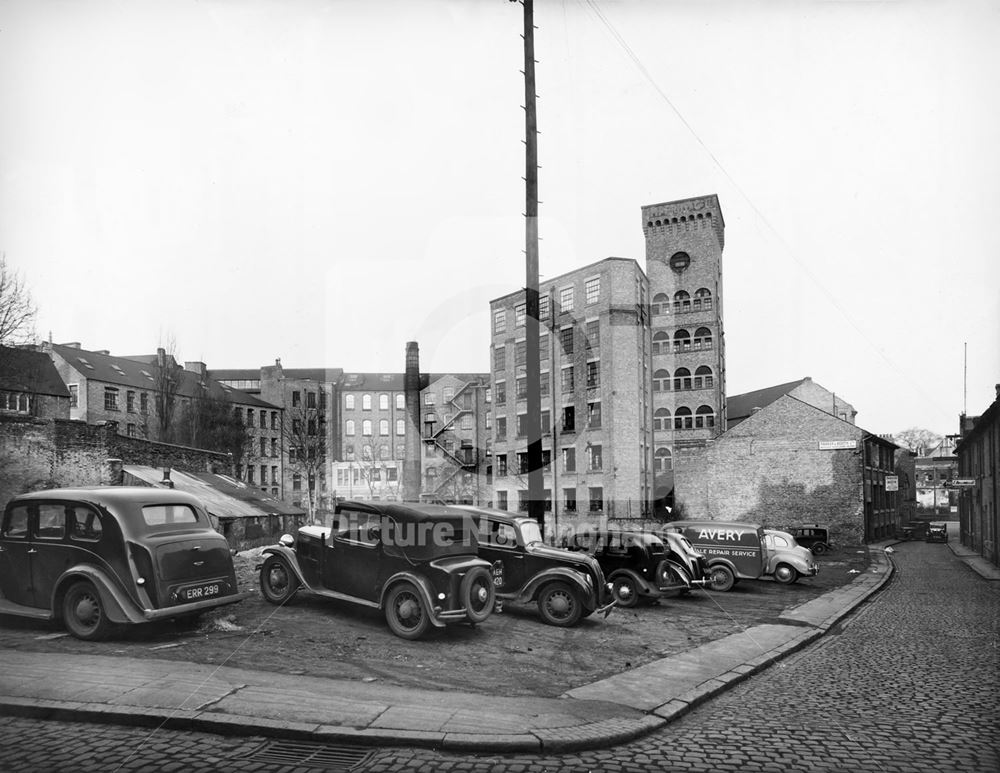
[[642, 194, 726, 513]]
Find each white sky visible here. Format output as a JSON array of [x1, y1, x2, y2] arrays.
[[1, 0, 998, 438]]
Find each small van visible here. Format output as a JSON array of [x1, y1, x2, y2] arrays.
[[666, 521, 817, 591]]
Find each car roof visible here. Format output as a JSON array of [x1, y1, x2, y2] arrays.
[[668, 520, 763, 530], [8, 486, 205, 508], [337, 499, 472, 524]]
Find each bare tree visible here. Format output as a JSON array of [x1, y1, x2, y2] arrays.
[[893, 427, 943, 457], [152, 338, 181, 443], [0, 254, 37, 358], [176, 391, 251, 462], [282, 404, 327, 522], [358, 438, 402, 500]]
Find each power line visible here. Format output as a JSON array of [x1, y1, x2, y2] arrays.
[[581, 0, 953, 421]]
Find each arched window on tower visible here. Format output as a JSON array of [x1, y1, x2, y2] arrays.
[[695, 405, 715, 429], [674, 367, 692, 392], [652, 293, 670, 316], [694, 287, 713, 311], [693, 327, 713, 350], [653, 369, 671, 391], [654, 447, 673, 473], [673, 290, 691, 313], [674, 329, 691, 352], [694, 365, 714, 390], [674, 406, 693, 430], [653, 408, 672, 431], [652, 331, 671, 355]]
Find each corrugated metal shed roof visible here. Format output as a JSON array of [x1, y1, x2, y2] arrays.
[[122, 466, 304, 520]]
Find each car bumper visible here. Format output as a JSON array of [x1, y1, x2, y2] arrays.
[[142, 590, 252, 621]]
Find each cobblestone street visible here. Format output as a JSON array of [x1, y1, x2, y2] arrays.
[[0, 539, 996, 772]]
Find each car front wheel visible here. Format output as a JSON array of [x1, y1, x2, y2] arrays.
[[774, 563, 799, 584], [611, 576, 640, 608], [537, 581, 583, 627], [62, 581, 113, 641], [385, 582, 432, 640], [708, 565, 736, 592], [462, 566, 495, 623], [260, 556, 299, 605]]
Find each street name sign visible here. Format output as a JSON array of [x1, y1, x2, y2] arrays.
[[818, 440, 856, 450]]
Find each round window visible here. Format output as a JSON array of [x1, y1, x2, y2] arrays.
[[669, 252, 691, 271]]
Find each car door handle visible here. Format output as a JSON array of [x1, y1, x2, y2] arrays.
[[27, 549, 38, 554]]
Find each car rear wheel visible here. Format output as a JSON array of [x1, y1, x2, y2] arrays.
[[708, 565, 736, 592], [62, 581, 113, 641], [810, 543, 828, 556], [537, 581, 583, 627], [774, 563, 799, 584], [462, 566, 495, 623], [611, 576, 640, 608], [260, 556, 299, 605], [385, 582, 431, 640]]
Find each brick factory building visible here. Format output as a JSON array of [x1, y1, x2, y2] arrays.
[[488, 194, 728, 528]]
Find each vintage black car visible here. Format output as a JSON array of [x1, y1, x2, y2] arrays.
[[452, 506, 613, 627], [0, 487, 248, 640], [925, 522, 948, 543], [259, 500, 495, 640], [656, 529, 712, 594], [787, 524, 834, 555], [562, 529, 677, 608]]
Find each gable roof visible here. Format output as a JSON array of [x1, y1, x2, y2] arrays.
[[0, 346, 71, 398], [727, 379, 809, 425]]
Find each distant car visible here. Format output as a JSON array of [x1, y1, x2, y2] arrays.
[[0, 487, 248, 641], [451, 506, 613, 627], [259, 500, 495, 640], [926, 523, 948, 543], [787, 524, 834, 555]]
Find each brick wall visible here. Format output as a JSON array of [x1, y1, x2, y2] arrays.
[[674, 395, 867, 545], [0, 416, 232, 507]]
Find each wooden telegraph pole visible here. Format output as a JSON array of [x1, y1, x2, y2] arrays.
[[518, 0, 545, 535]]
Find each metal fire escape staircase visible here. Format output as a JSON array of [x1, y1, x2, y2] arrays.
[[422, 384, 477, 498]]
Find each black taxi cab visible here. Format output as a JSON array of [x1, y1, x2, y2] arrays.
[[0, 487, 248, 640]]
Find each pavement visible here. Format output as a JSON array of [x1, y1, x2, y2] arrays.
[[0, 544, 900, 754], [946, 537, 1000, 580]]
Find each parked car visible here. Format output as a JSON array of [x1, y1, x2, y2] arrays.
[[925, 522, 948, 543], [787, 524, 833, 555], [259, 500, 495, 640], [655, 529, 713, 593], [451, 506, 613, 627], [667, 521, 817, 591], [561, 529, 676, 608], [762, 529, 820, 584], [0, 487, 248, 641]]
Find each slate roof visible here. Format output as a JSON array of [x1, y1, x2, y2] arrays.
[[51, 344, 278, 409], [0, 346, 71, 397], [727, 378, 808, 424]]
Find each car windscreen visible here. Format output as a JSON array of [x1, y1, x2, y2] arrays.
[[141, 504, 200, 529]]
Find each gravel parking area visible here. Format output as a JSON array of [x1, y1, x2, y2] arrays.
[[0, 547, 870, 698]]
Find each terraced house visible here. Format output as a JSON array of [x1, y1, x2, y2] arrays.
[[45, 342, 282, 493]]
